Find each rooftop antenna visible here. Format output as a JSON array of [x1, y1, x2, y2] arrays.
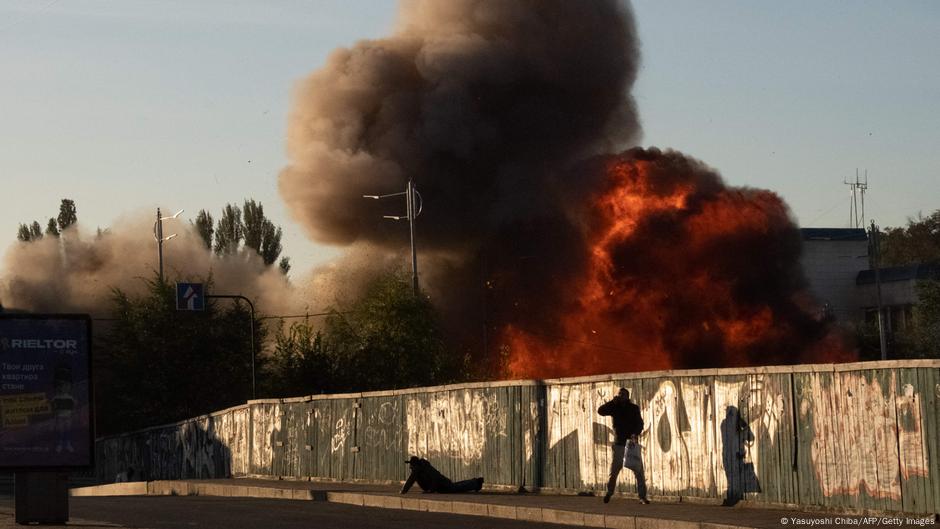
[[843, 170, 869, 228]]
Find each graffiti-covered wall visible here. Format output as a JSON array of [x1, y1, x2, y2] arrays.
[[95, 360, 940, 514]]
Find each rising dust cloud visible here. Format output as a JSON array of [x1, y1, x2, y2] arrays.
[[0, 215, 303, 318]]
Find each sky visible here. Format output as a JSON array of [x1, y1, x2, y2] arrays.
[[1, 0, 938, 275]]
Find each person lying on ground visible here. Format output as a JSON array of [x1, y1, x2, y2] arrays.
[[400, 456, 484, 494]]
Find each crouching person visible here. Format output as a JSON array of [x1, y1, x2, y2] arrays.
[[400, 456, 484, 494]]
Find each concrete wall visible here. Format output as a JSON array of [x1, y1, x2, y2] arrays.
[[95, 360, 940, 514], [858, 280, 920, 309], [800, 238, 870, 321]]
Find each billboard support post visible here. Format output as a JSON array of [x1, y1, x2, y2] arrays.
[[15, 471, 69, 524]]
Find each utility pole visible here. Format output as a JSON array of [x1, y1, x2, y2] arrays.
[[363, 179, 423, 296], [156, 209, 164, 282], [869, 220, 888, 360], [844, 170, 869, 228]]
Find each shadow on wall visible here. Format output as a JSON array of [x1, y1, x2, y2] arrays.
[[97, 415, 232, 483], [720, 405, 760, 506]]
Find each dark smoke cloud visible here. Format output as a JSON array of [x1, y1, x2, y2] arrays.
[[279, 0, 641, 251], [279, 1, 642, 368], [283, 0, 854, 376]]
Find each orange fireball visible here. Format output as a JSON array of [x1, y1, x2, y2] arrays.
[[500, 148, 855, 379]]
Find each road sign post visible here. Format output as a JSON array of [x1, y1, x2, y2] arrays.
[[175, 285, 256, 398], [206, 295, 256, 399]]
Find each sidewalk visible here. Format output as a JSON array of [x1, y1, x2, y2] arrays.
[[67, 478, 921, 529]]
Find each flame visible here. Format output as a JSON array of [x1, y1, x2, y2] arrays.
[[499, 148, 855, 379]]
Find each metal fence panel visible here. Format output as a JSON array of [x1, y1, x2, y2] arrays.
[[95, 361, 940, 514]]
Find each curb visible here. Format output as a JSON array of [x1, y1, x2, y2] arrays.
[[69, 482, 760, 529]]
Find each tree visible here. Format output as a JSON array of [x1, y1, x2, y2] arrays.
[[911, 280, 940, 357], [242, 199, 265, 253], [278, 256, 291, 275], [242, 200, 284, 266], [881, 210, 940, 266], [266, 270, 461, 395], [45, 218, 59, 238], [203, 200, 287, 266], [328, 272, 460, 390], [29, 221, 43, 240], [16, 224, 31, 242], [214, 204, 242, 256], [16, 221, 44, 242], [57, 198, 77, 232], [871, 210, 940, 359], [264, 322, 331, 398], [193, 210, 214, 250], [259, 220, 283, 266], [97, 274, 266, 435], [13, 200, 73, 242]]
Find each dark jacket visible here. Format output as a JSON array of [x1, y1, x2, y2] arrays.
[[401, 458, 451, 493], [598, 397, 643, 445]]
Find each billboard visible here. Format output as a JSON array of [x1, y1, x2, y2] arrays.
[[0, 314, 93, 469]]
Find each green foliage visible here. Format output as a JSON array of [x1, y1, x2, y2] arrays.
[[206, 200, 286, 267], [57, 198, 77, 232], [14, 200, 73, 242], [871, 210, 940, 359], [278, 256, 291, 276], [241, 199, 265, 253], [880, 210, 940, 266], [16, 221, 45, 242], [16, 224, 31, 242], [193, 210, 214, 250], [97, 274, 265, 435], [214, 204, 242, 256], [264, 322, 331, 398], [242, 199, 283, 266], [265, 271, 462, 396], [29, 221, 42, 240], [259, 219, 283, 266], [911, 280, 940, 357], [45, 218, 59, 237]]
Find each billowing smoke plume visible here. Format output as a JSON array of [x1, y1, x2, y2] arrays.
[[0, 215, 303, 318], [281, 0, 856, 378], [279, 0, 640, 250]]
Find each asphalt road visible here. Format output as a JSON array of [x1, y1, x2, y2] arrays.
[[55, 496, 573, 529]]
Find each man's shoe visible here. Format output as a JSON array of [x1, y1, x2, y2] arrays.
[[639, 498, 650, 504], [603, 492, 613, 504]]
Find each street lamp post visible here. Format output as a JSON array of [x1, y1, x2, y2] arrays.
[[363, 179, 423, 296], [153, 208, 183, 283]]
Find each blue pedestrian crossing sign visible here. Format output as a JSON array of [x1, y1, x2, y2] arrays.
[[176, 283, 205, 311]]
